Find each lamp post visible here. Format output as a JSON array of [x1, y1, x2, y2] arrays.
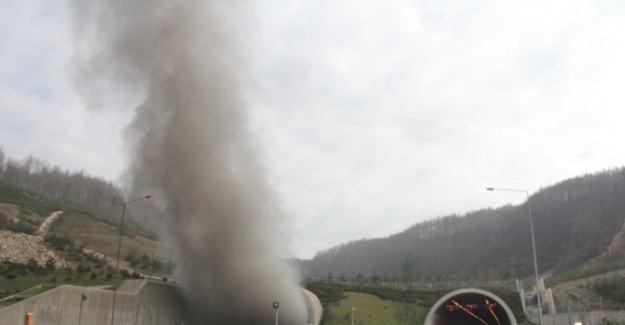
[[79, 293, 87, 325], [110, 195, 151, 325], [487, 187, 542, 325], [351, 307, 355, 325], [273, 301, 279, 325]]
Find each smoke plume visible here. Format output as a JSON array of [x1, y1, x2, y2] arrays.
[[69, 2, 307, 324]]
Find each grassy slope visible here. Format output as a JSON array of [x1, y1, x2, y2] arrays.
[[0, 265, 116, 307], [0, 183, 160, 259], [3, 182, 625, 321], [50, 209, 162, 260], [0, 183, 167, 304], [325, 291, 428, 325], [323, 290, 536, 325]]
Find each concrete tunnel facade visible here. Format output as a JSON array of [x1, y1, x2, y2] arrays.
[[425, 288, 517, 325]]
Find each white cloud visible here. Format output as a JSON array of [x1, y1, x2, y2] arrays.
[[249, 1, 625, 257], [2, 1, 625, 258], [0, 2, 127, 180]]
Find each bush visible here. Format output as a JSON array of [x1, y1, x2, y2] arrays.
[[45, 258, 56, 271], [44, 233, 74, 251], [590, 275, 625, 304], [5, 273, 17, 279], [27, 258, 39, 272], [599, 317, 625, 325], [7, 220, 36, 235], [77, 263, 91, 274], [120, 269, 130, 278]]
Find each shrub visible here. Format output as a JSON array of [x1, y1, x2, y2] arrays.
[[45, 258, 56, 271], [44, 233, 74, 250], [5, 273, 17, 279], [8, 220, 36, 235], [120, 269, 130, 278]]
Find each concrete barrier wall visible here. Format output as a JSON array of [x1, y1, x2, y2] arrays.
[[527, 310, 625, 325], [0, 280, 189, 325], [1, 280, 321, 325]]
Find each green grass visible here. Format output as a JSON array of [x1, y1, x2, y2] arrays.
[[0, 269, 114, 290], [305, 281, 529, 325], [319, 289, 530, 325], [0, 267, 116, 307], [49, 210, 142, 258], [324, 291, 428, 325], [546, 260, 625, 287], [20, 286, 53, 296]]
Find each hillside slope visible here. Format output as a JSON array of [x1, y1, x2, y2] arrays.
[[0, 183, 170, 275], [302, 167, 625, 280]]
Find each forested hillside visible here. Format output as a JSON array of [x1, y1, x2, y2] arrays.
[[0, 147, 160, 228], [5, 147, 625, 284], [0, 148, 173, 299], [302, 167, 625, 280]]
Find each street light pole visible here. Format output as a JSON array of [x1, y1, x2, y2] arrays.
[[110, 195, 151, 325], [487, 187, 543, 325], [273, 301, 279, 325], [79, 293, 87, 325], [351, 308, 355, 325]]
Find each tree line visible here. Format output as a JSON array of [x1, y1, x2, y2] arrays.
[[0, 146, 167, 231], [0, 146, 124, 217]]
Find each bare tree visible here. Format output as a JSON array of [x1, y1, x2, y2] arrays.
[[0, 146, 5, 181]]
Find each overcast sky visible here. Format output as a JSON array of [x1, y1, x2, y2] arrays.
[[2, 1, 625, 259]]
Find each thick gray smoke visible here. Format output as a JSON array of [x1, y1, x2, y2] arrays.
[[69, 2, 307, 324]]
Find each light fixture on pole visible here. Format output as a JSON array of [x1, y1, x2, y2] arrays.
[[487, 187, 542, 325], [273, 301, 279, 325], [110, 195, 151, 325]]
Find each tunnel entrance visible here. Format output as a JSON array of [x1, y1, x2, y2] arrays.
[[425, 288, 517, 325]]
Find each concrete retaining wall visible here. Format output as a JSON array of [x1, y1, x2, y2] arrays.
[[527, 310, 625, 325], [0, 280, 188, 325], [1, 280, 321, 325]]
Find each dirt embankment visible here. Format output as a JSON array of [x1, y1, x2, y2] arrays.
[[0, 209, 70, 269], [0, 230, 70, 269]]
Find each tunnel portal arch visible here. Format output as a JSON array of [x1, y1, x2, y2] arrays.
[[424, 288, 517, 325]]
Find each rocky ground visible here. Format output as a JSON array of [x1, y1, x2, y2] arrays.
[[0, 230, 71, 269]]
